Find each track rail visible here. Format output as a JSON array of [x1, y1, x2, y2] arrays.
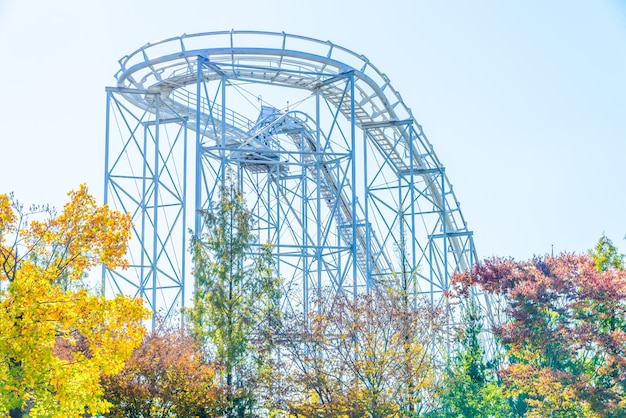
[[113, 29, 476, 294]]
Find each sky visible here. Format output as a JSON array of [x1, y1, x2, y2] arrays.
[[0, 0, 625, 261]]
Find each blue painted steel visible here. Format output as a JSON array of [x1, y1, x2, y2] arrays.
[[348, 71, 356, 297], [103, 88, 188, 322], [103, 31, 487, 333]]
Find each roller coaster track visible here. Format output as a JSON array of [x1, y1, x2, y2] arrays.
[[113, 30, 475, 282], [104, 30, 491, 338]]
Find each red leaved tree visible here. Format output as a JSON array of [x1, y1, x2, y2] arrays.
[[452, 253, 626, 417]]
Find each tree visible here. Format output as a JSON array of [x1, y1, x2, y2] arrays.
[[282, 289, 444, 417], [103, 319, 223, 417], [589, 234, 624, 272], [0, 185, 148, 417], [429, 298, 510, 417], [187, 181, 282, 416], [452, 254, 626, 417]]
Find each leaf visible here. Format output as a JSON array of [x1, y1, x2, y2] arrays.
[[0, 185, 149, 416]]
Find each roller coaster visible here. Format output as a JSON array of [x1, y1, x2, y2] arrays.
[[103, 30, 486, 327]]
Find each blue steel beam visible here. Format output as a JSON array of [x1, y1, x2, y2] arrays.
[[103, 32, 491, 353]]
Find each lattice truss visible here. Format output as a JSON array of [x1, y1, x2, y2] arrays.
[[104, 31, 491, 329]]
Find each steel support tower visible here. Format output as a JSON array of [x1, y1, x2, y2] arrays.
[[103, 31, 482, 326]]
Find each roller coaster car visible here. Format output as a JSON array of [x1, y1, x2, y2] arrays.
[[238, 106, 286, 174]]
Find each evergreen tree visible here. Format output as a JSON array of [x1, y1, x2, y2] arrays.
[[430, 298, 510, 417]]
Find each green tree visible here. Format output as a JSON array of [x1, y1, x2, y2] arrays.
[[589, 234, 624, 271], [429, 298, 510, 417], [187, 180, 282, 417]]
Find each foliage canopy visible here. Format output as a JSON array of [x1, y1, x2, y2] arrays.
[[103, 320, 222, 417], [453, 252, 626, 417], [0, 185, 148, 417], [282, 289, 445, 417]]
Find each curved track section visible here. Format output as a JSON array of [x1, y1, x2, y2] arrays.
[[104, 30, 482, 324]]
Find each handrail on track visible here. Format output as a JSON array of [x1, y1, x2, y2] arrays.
[[113, 30, 477, 283], [116, 31, 413, 121]]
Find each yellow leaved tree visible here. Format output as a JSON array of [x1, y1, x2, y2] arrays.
[[282, 289, 445, 417], [0, 185, 149, 417]]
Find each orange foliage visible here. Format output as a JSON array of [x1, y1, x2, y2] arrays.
[[103, 321, 222, 417]]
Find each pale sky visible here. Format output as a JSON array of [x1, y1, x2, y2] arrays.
[[0, 0, 624, 261]]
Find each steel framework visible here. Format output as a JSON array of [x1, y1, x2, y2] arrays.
[[103, 31, 484, 325]]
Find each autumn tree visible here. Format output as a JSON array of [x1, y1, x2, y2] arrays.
[[282, 289, 444, 417], [187, 181, 282, 417], [103, 319, 223, 417], [0, 185, 148, 417], [452, 253, 626, 417]]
